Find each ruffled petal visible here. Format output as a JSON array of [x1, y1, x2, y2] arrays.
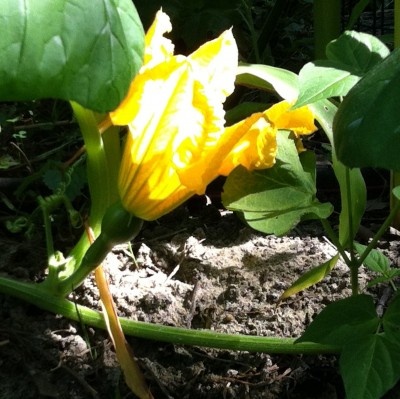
[[143, 9, 174, 68], [265, 101, 317, 135], [218, 113, 277, 176], [189, 29, 238, 103]]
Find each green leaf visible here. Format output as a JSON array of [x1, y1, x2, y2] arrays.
[[295, 61, 361, 107], [296, 294, 380, 346], [393, 185, 400, 200], [326, 31, 390, 73], [279, 254, 339, 301], [334, 48, 400, 171], [0, 0, 144, 112], [354, 243, 391, 274], [383, 294, 400, 342], [295, 31, 389, 108], [240, 201, 333, 237], [222, 132, 333, 236], [309, 100, 366, 248], [340, 334, 400, 399], [236, 63, 299, 101]]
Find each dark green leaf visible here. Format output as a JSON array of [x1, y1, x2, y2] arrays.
[[0, 0, 144, 112], [326, 31, 389, 73], [340, 334, 400, 399], [279, 254, 339, 301], [296, 294, 380, 346], [383, 294, 400, 342], [334, 48, 400, 171]]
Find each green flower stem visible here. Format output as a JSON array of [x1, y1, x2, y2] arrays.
[[45, 103, 120, 294], [320, 219, 351, 266], [345, 167, 359, 295], [37, 196, 57, 283], [0, 276, 340, 355], [57, 202, 143, 296]]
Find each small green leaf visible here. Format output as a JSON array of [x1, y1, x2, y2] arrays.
[[295, 61, 361, 108], [393, 185, 400, 200], [0, 0, 144, 112], [354, 243, 391, 274], [340, 334, 400, 399], [368, 272, 400, 288], [279, 254, 339, 301], [296, 295, 380, 346], [334, 48, 400, 171], [222, 132, 333, 236], [236, 63, 299, 101], [295, 31, 389, 108]]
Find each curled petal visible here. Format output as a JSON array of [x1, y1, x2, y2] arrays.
[[218, 113, 277, 176], [265, 101, 317, 135]]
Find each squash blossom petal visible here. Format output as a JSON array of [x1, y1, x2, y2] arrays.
[[218, 101, 317, 175]]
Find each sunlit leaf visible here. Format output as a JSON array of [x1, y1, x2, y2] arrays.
[[236, 63, 299, 101], [0, 0, 144, 112], [279, 254, 339, 301], [222, 132, 333, 236], [295, 31, 389, 108]]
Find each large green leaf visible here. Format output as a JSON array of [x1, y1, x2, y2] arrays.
[[235, 63, 299, 102], [222, 132, 333, 236], [295, 31, 389, 108], [310, 100, 366, 248], [0, 0, 144, 112], [333, 48, 400, 171], [383, 294, 400, 342], [340, 334, 400, 399], [296, 294, 380, 346]]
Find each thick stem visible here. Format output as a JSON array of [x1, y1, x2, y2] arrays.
[[57, 202, 143, 296], [0, 276, 340, 355]]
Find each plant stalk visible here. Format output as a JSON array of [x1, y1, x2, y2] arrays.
[[0, 276, 340, 355]]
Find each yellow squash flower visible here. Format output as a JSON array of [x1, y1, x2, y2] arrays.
[[108, 10, 317, 221], [218, 101, 317, 175]]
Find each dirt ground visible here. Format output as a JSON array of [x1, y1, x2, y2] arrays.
[[1, 199, 400, 399]]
